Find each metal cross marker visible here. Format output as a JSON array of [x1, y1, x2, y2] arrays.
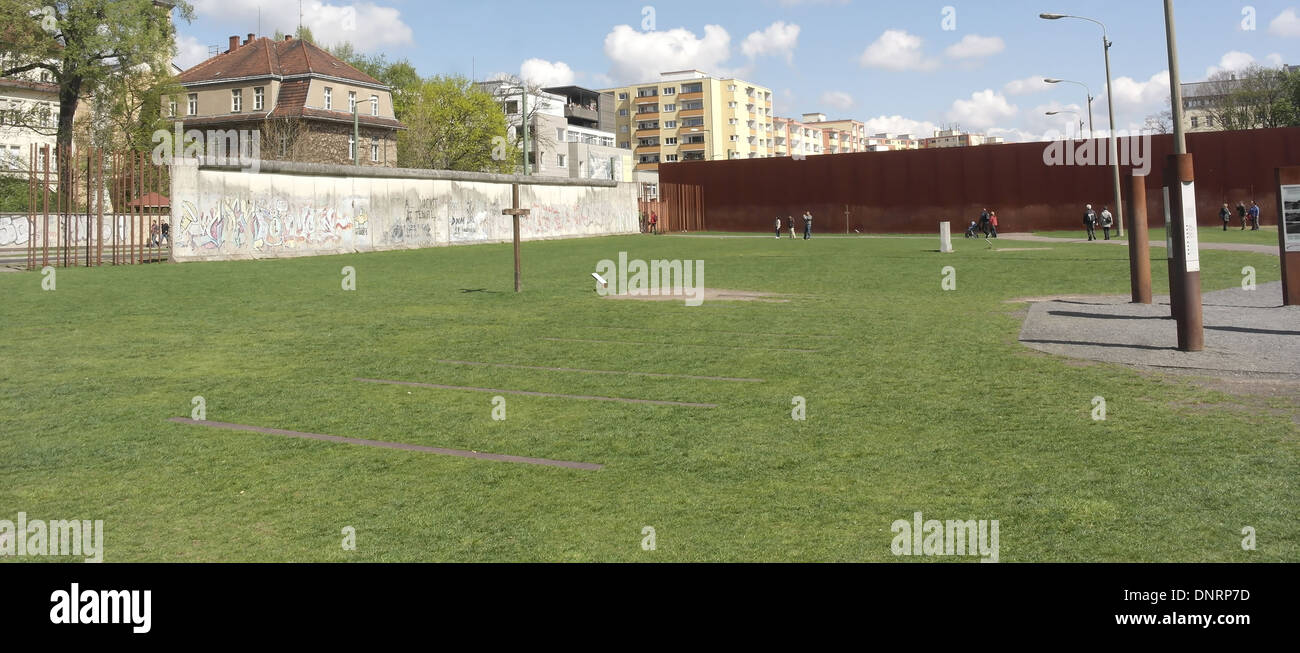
[[502, 183, 530, 292], [844, 204, 851, 235]]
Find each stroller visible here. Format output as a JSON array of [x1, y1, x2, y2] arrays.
[[964, 220, 981, 238]]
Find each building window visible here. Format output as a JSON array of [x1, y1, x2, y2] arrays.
[[1206, 115, 1214, 128], [730, 135, 738, 141], [618, 108, 628, 116], [557, 153, 566, 167], [1190, 116, 1198, 128], [371, 95, 379, 116], [371, 138, 379, 162], [324, 87, 333, 110], [254, 87, 264, 111], [348, 91, 356, 113], [663, 104, 676, 112], [168, 99, 177, 117], [556, 128, 566, 141], [618, 92, 628, 100], [231, 89, 242, 112], [665, 137, 678, 145], [348, 134, 355, 160], [505, 100, 519, 114], [620, 125, 629, 133], [619, 142, 629, 148], [729, 118, 738, 125], [664, 120, 676, 128], [187, 93, 197, 116], [665, 154, 678, 162]]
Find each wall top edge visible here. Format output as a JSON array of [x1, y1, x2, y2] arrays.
[[191, 160, 623, 188]]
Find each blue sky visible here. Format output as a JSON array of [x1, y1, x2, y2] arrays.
[[175, 0, 1300, 141]]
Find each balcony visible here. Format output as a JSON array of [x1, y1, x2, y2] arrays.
[[679, 142, 707, 152], [678, 91, 704, 101], [564, 105, 598, 123], [635, 144, 661, 154], [634, 95, 659, 105]]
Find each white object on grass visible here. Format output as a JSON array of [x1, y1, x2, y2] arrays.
[[592, 272, 608, 288]]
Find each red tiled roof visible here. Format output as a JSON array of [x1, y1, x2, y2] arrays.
[[177, 36, 384, 87], [128, 192, 170, 208]]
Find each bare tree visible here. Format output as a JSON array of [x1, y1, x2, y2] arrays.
[[260, 115, 312, 162], [1198, 65, 1292, 131], [1144, 97, 1173, 134], [482, 75, 558, 171]]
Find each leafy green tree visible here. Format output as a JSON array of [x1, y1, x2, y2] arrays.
[[0, 0, 194, 154], [397, 75, 514, 173]]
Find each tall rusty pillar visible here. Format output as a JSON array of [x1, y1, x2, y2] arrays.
[[1127, 172, 1152, 304], [1276, 166, 1300, 306], [1166, 153, 1203, 351]]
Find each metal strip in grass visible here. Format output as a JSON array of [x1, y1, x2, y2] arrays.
[[577, 326, 837, 340], [355, 378, 718, 408], [167, 417, 602, 471], [542, 337, 818, 353], [434, 359, 763, 383]]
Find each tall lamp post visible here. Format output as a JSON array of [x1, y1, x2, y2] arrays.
[[1046, 110, 1084, 135], [1040, 12, 1124, 237], [1044, 78, 1094, 134]]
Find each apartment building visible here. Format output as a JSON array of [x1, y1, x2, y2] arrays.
[[173, 34, 404, 167], [801, 113, 868, 154], [772, 116, 824, 158], [919, 128, 1003, 148], [481, 81, 632, 180], [1181, 65, 1296, 133], [603, 70, 775, 171], [867, 133, 919, 151], [0, 70, 59, 172]]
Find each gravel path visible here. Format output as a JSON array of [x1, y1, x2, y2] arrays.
[[1018, 281, 1300, 377], [999, 232, 1279, 255]]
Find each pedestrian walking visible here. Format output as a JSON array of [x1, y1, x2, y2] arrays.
[[989, 211, 999, 238], [979, 208, 991, 237], [802, 210, 813, 239], [1220, 204, 1232, 231], [649, 211, 658, 235], [775, 216, 782, 239], [1248, 201, 1260, 230], [1100, 205, 1114, 240], [1236, 202, 1248, 230], [1083, 204, 1098, 241], [789, 217, 796, 239]]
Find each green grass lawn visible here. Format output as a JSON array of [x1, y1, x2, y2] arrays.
[[1034, 226, 1281, 246], [1, 232, 1294, 562]]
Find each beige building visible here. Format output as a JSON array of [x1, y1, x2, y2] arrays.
[[173, 34, 404, 167], [801, 113, 868, 154], [919, 129, 1001, 148], [603, 70, 774, 172], [772, 116, 824, 158]]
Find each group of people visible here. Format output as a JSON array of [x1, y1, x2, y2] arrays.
[[775, 212, 814, 239], [1219, 201, 1262, 231], [966, 208, 1000, 238], [1082, 204, 1115, 241]]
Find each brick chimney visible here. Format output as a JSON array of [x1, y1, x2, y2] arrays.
[[228, 35, 239, 52], [245, 33, 254, 45], [284, 34, 293, 41]]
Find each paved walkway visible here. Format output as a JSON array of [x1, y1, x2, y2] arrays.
[[1018, 281, 1299, 377], [999, 232, 1279, 255]]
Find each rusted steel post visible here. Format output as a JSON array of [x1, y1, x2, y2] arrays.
[[1128, 172, 1151, 304], [1167, 153, 1203, 351], [1276, 166, 1300, 306], [42, 145, 50, 268]]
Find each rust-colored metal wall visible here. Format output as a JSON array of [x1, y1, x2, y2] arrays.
[[658, 127, 1300, 234]]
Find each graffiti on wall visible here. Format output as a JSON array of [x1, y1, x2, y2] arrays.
[[0, 216, 31, 246], [384, 198, 435, 245], [177, 196, 370, 253]]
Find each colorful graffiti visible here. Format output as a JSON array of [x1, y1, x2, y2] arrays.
[[177, 197, 370, 253]]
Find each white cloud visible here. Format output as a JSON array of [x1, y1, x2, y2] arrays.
[[602, 24, 734, 84], [859, 30, 939, 71], [1206, 51, 1259, 77], [1104, 71, 1170, 111], [1003, 75, 1052, 96], [741, 21, 800, 63], [174, 33, 210, 70], [945, 34, 1004, 59], [946, 89, 1017, 130], [861, 115, 937, 137], [190, 0, 413, 50], [1265, 53, 1285, 67], [520, 59, 575, 87], [1268, 8, 1300, 37], [820, 91, 854, 111]]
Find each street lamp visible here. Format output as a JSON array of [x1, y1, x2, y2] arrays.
[[1044, 78, 1094, 134], [1040, 11, 1124, 237], [1046, 110, 1084, 135]]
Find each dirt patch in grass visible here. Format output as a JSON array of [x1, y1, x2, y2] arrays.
[[602, 288, 792, 303], [1003, 293, 1129, 304]]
